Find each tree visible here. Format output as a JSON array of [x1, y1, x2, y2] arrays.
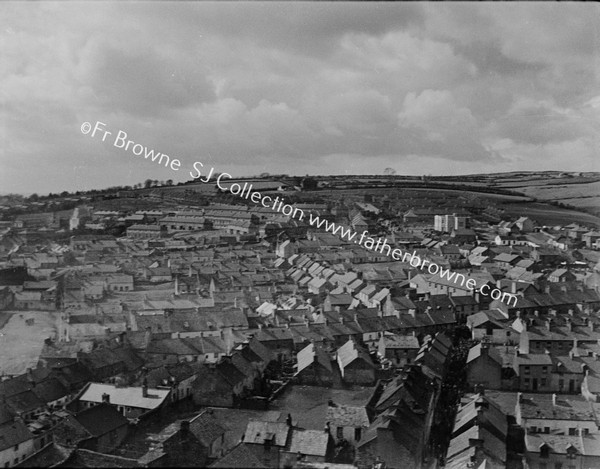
[[144, 179, 153, 189], [384, 168, 396, 176], [166, 179, 174, 186]]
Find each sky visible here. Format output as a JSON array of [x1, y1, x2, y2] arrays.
[[2, 2, 599, 195]]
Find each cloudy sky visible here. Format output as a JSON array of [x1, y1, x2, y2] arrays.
[[2, 2, 599, 195]]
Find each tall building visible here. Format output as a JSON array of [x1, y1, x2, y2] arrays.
[[434, 213, 468, 233]]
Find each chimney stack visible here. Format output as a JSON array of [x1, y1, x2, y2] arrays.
[[552, 393, 557, 406], [102, 393, 110, 404], [142, 378, 148, 398], [180, 420, 190, 440]]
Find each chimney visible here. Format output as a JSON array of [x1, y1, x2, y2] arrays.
[[545, 319, 551, 331], [286, 413, 293, 427], [324, 421, 331, 434], [26, 368, 34, 386], [589, 319, 595, 332], [102, 393, 110, 404], [180, 420, 190, 440], [144, 327, 152, 349], [552, 393, 557, 406], [142, 379, 148, 398]]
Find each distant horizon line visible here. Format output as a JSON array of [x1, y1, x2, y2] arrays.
[[2, 169, 597, 198]]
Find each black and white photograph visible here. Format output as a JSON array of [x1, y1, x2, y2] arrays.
[[1, 2, 600, 468]]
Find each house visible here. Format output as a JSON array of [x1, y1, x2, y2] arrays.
[[355, 404, 428, 469], [76, 382, 171, 421], [336, 339, 376, 385], [445, 393, 508, 469], [240, 417, 334, 468], [189, 409, 226, 460], [294, 342, 334, 387], [326, 402, 370, 446], [242, 419, 292, 468], [548, 268, 576, 283], [466, 343, 505, 390], [55, 403, 129, 452], [191, 359, 246, 408], [466, 311, 517, 345], [517, 393, 600, 469], [582, 231, 600, 249], [515, 217, 535, 233], [0, 417, 36, 468], [377, 333, 420, 367]]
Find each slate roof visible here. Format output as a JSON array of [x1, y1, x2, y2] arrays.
[[74, 403, 128, 437], [210, 443, 268, 468], [189, 410, 226, 446], [78, 383, 170, 410], [243, 420, 290, 447], [0, 419, 34, 451], [326, 404, 370, 428], [288, 428, 329, 457]]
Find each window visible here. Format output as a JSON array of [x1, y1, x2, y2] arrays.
[[530, 426, 537, 433], [336, 427, 343, 439], [524, 378, 530, 386], [355, 428, 362, 441], [541, 378, 547, 386], [524, 366, 531, 375], [544, 427, 550, 434], [568, 428, 577, 436], [542, 366, 548, 373]]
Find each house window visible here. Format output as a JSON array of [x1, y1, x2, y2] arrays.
[[544, 427, 549, 434], [524, 378, 530, 386], [336, 427, 343, 440], [568, 428, 576, 436], [542, 366, 548, 373], [524, 366, 530, 375], [355, 427, 362, 441], [530, 426, 537, 433]]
